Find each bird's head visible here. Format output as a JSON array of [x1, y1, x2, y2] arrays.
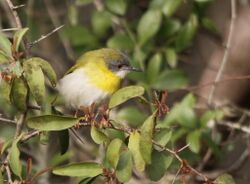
[[85, 48, 140, 78]]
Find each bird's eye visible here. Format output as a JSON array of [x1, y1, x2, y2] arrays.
[[117, 64, 123, 69]]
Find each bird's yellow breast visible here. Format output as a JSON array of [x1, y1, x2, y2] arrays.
[[82, 59, 121, 94]]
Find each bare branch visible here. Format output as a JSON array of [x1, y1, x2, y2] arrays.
[[0, 117, 16, 124], [14, 111, 27, 138], [12, 4, 25, 10], [3, 163, 13, 184], [183, 75, 250, 91], [207, 0, 237, 104], [0, 28, 19, 32], [44, 0, 75, 60], [29, 25, 65, 48], [4, 0, 22, 28], [21, 130, 41, 142], [217, 120, 250, 134]]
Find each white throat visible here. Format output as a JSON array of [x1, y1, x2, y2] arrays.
[[115, 70, 129, 78]]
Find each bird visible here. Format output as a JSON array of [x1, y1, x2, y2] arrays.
[[57, 48, 139, 110]]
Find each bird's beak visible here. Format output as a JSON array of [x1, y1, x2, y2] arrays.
[[124, 66, 142, 72]]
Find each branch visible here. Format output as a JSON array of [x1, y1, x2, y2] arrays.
[[183, 75, 250, 91], [29, 25, 65, 48], [0, 28, 19, 32], [0, 117, 16, 124], [43, 0, 75, 60], [217, 120, 250, 134], [207, 0, 237, 104], [21, 130, 41, 142], [3, 162, 13, 184], [14, 111, 27, 138], [153, 141, 211, 183], [4, 0, 22, 28]]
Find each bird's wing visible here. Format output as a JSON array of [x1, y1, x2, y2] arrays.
[[64, 55, 88, 75]]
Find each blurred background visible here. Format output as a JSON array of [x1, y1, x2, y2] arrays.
[[1, 0, 250, 183]]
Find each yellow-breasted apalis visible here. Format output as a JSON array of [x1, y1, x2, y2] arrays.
[[57, 48, 139, 109]]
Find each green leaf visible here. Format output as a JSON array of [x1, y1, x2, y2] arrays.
[[165, 48, 177, 68], [23, 62, 45, 105], [58, 129, 69, 155], [9, 134, 24, 178], [200, 109, 224, 128], [153, 69, 188, 91], [0, 169, 3, 184], [13, 28, 29, 52], [177, 105, 197, 128], [162, 0, 182, 17], [9, 61, 23, 77], [116, 106, 147, 127], [76, 0, 94, 6], [105, 0, 127, 15], [214, 173, 235, 184], [68, 5, 78, 26], [201, 17, 218, 34], [0, 138, 13, 155], [186, 130, 201, 153], [91, 11, 112, 37], [10, 77, 28, 112], [137, 10, 162, 46], [64, 25, 97, 47], [176, 14, 198, 51], [78, 177, 97, 184], [146, 151, 173, 181], [146, 53, 162, 84], [195, 0, 213, 2], [106, 138, 123, 169], [154, 129, 172, 148], [107, 33, 134, 51], [128, 131, 145, 171], [109, 85, 145, 108], [24, 57, 57, 87], [116, 150, 133, 183], [161, 19, 181, 38], [140, 112, 156, 164], [157, 93, 196, 128], [53, 162, 103, 177], [27, 115, 79, 131], [90, 126, 108, 144], [0, 50, 10, 64], [0, 31, 12, 56]]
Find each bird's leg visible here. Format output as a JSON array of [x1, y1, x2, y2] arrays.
[[74, 109, 79, 118], [79, 103, 96, 124], [98, 104, 111, 128], [74, 109, 80, 129]]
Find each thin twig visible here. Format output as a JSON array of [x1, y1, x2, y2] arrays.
[[14, 111, 27, 138], [12, 4, 25, 10], [0, 117, 16, 124], [217, 120, 250, 134], [176, 144, 190, 153], [0, 28, 19, 32], [29, 25, 65, 48], [171, 167, 182, 184], [207, 0, 236, 104], [183, 75, 250, 91], [21, 130, 41, 142], [69, 128, 86, 145], [44, 0, 75, 60], [93, 0, 104, 11], [4, 0, 22, 28], [4, 163, 13, 184]]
